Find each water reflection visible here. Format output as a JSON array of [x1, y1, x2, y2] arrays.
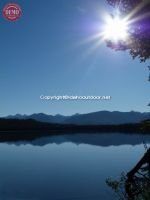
[[5, 133, 150, 147], [0, 133, 149, 200]]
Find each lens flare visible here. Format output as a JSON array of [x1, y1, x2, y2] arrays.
[[103, 16, 129, 42]]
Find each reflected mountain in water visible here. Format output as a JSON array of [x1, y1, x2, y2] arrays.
[[0, 133, 148, 200], [6, 133, 150, 147]]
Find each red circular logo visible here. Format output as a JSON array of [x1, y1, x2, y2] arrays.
[[3, 3, 22, 21]]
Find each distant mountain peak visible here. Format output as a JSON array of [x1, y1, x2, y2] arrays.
[[5, 111, 150, 125]]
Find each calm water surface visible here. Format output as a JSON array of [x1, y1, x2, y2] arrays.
[[0, 133, 150, 200]]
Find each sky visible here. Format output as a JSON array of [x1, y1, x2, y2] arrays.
[[0, 0, 150, 116]]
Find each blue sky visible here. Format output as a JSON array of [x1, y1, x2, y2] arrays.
[[0, 0, 150, 116]]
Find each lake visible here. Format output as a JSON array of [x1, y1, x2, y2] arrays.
[[0, 133, 149, 200]]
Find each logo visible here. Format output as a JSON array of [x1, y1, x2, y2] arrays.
[[3, 3, 22, 21]]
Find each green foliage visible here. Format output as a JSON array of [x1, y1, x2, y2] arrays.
[[106, 173, 128, 200], [141, 120, 150, 132], [106, 172, 150, 200]]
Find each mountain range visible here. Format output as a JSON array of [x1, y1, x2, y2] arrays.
[[5, 111, 150, 125]]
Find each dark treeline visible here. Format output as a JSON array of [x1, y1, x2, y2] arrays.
[[0, 118, 150, 142], [0, 118, 144, 132]]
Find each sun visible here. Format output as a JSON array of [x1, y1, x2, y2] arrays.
[[103, 16, 129, 42]]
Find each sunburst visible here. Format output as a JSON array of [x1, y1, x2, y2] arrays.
[[102, 15, 129, 42]]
